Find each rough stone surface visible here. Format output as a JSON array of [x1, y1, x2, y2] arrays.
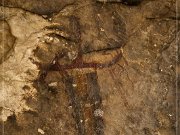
[[0, 20, 16, 64], [0, 0, 75, 15], [0, 0, 178, 135]]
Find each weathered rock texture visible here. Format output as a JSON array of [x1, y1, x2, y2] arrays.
[[0, 0, 75, 15], [0, 20, 16, 64], [0, 0, 178, 135]]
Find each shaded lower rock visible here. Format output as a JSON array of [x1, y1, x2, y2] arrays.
[[1, 71, 105, 135]]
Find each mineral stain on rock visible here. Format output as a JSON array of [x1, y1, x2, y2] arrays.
[[26, 1, 127, 134], [78, 3, 127, 53], [97, 0, 142, 5]]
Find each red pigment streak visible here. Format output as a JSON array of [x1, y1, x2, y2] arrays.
[[49, 52, 122, 71]]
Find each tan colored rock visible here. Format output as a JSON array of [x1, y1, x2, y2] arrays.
[[0, 7, 49, 121]]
